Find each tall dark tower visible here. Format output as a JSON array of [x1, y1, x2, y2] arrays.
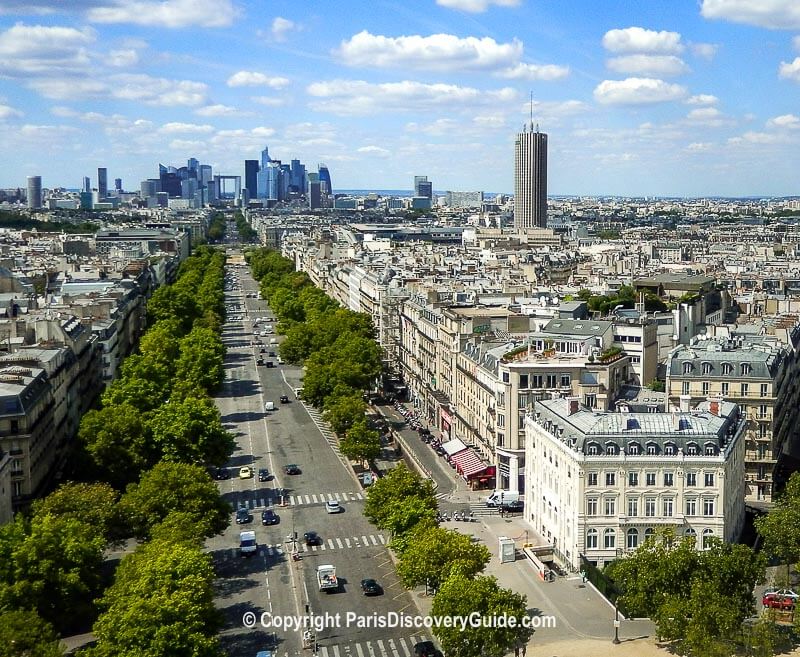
[[514, 124, 548, 230], [318, 164, 332, 195], [244, 160, 259, 200], [97, 167, 108, 200]]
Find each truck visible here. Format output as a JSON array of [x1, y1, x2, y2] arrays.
[[264, 401, 275, 412], [317, 564, 338, 591], [486, 490, 520, 507], [239, 530, 257, 557]]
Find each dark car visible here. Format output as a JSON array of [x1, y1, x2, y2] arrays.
[[285, 464, 301, 475], [265, 361, 275, 368], [360, 578, 382, 596], [414, 641, 439, 657], [235, 507, 251, 524], [258, 468, 270, 481], [303, 531, 322, 546], [261, 509, 279, 525], [257, 358, 265, 366], [500, 500, 524, 513], [260, 348, 267, 353], [213, 467, 229, 480], [279, 395, 290, 404], [268, 351, 276, 357]]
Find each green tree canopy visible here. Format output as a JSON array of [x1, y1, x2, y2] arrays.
[[364, 463, 438, 534], [174, 325, 225, 394], [339, 419, 381, 465], [31, 481, 122, 543], [0, 609, 64, 657], [756, 471, 800, 567]]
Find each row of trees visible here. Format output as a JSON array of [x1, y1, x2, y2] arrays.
[[246, 248, 383, 464], [234, 211, 257, 242], [206, 212, 226, 242], [364, 465, 532, 657], [1, 245, 233, 656]]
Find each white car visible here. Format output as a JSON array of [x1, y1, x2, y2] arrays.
[[325, 500, 342, 514]]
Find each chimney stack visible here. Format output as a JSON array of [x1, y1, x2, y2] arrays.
[[567, 396, 580, 415], [679, 394, 691, 413]]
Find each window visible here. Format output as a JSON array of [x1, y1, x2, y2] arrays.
[[531, 375, 543, 388], [704, 472, 715, 487], [497, 433, 505, 447], [740, 383, 749, 396], [686, 443, 698, 456], [627, 528, 639, 550], [519, 374, 529, 389], [702, 382, 710, 396], [704, 444, 716, 456], [586, 529, 598, 549], [665, 443, 676, 456], [587, 498, 598, 515], [685, 527, 696, 538], [721, 382, 729, 396], [518, 393, 528, 409], [644, 527, 655, 540], [497, 414, 505, 428], [702, 362, 713, 375], [546, 374, 558, 388], [760, 383, 769, 398], [606, 443, 618, 455], [627, 498, 638, 517], [606, 472, 616, 486], [686, 472, 697, 487], [587, 472, 598, 486], [561, 374, 571, 388], [683, 362, 693, 374], [502, 372, 509, 383], [685, 498, 697, 516], [664, 472, 674, 487], [663, 498, 674, 517], [604, 498, 616, 516], [702, 528, 714, 550], [741, 363, 751, 376], [588, 443, 599, 455], [682, 381, 690, 395], [584, 394, 596, 409], [722, 363, 733, 376], [604, 528, 616, 549], [703, 499, 715, 516], [628, 472, 639, 486], [646, 443, 658, 456], [758, 404, 768, 419], [645, 472, 656, 486], [645, 497, 656, 517], [628, 443, 640, 455]]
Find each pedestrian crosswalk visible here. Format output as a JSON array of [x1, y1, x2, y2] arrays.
[[318, 636, 433, 657], [303, 404, 347, 464], [468, 502, 496, 516], [238, 491, 365, 510], [215, 533, 388, 560]]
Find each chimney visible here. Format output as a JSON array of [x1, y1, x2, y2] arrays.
[[707, 394, 722, 416], [672, 412, 681, 431], [679, 394, 691, 413], [567, 396, 580, 415]]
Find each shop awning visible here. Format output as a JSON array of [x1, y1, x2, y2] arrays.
[[451, 448, 490, 478], [441, 438, 467, 456]]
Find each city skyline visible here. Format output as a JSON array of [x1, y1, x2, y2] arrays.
[[1, 1, 799, 196]]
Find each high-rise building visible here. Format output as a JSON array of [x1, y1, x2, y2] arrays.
[[261, 146, 271, 169], [414, 175, 432, 199], [290, 159, 306, 194], [244, 160, 259, 200], [514, 125, 547, 229], [114, 178, 122, 193], [82, 176, 91, 194], [318, 164, 332, 196], [26, 176, 42, 209], [97, 167, 108, 200], [140, 179, 159, 198], [187, 157, 199, 177], [198, 165, 212, 186], [307, 172, 321, 209]]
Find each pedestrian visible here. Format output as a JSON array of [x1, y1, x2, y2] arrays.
[[514, 647, 519, 657], [521, 644, 526, 657]]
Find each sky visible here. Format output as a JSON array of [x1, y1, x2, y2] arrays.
[[1, 0, 800, 197]]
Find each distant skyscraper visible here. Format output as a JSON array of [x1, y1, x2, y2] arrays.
[[290, 159, 306, 194], [318, 164, 332, 197], [26, 176, 42, 209], [187, 157, 199, 178], [82, 176, 91, 194], [307, 172, 321, 209], [114, 178, 122, 193], [97, 167, 108, 200], [198, 165, 212, 186], [414, 175, 432, 199], [514, 124, 547, 229], [244, 160, 259, 200], [261, 146, 271, 169]]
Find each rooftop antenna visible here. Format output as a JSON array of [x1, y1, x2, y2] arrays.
[[529, 91, 533, 131]]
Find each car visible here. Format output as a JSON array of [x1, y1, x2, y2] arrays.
[[257, 358, 265, 366], [285, 464, 301, 475], [213, 467, 229, 480], [359, 472, 374, 487], [265, 361, 275, 368], [325, 500, 342, 514], [260, 348, 267, 353], [414, 641, 439, 657], [268, 351, 276, 357], [239, 466, 253, 479], [279, 395, 290, 404], [303, 531, 322, 546], [235, 507, 251, 524], [261, 509, 279, 525], [360, 578, 382, 596], [500, 500, 525, 513], [762, 589, 799, 610]]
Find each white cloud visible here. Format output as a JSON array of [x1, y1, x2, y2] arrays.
[[686, 142, 712, 151], [602, 27, 684, 54], [0, 23, 94, 76], [606, 54, 688, 77], [27, 78, 108, 99], [728, 131, 782, 145], [701, 0, 800, 30], [356, 145, 391, 157], [687, 94, 718, 105], [159, 122, 214, 134], [168, 139, 206, 151], [111, 74, 207, 106], [194, 104, 238, 116], [307, 79, 517, 116], [271, 17, 296, 42], [0, 104, 22, 120], [108, 48, 138, 67], [227, 71, 290, 89], [779, 57, 800, 81], [435, 0, 520, 12], [690, 42, 719, 59], [472, 114, 506, 129], [18, 123, 78, 140], [336, 31, 521, 71], [593, 78, 687, 105], [251, 96, 289, 107], [87, 0, 237, 28], [685, 107, 732, 126], [766, 113, 800, 129], [496, 62, 570, 80]]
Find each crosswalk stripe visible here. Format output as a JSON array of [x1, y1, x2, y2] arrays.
[[311, 494, 319, 504], [320, 647, 330, 657], [365, 641, 377, 657], [332, 645, 340, 657], [362, 535, 368, 544], [289, 495, 297, 505], [398, 638, 409, 656], [378, 535, 386, 545], [336, 538, 344, 549], [327, 539, 335, 549], [355, 642, 365, 657], [370, 535, 378, 546], [345, 538, 352, 548], [389, 639, 401, 657], [376, 640, 386, 656]]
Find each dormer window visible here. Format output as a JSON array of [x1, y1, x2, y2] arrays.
[[664, 442, 677, 456], [722, 363, 733, 376], [683, 362, 693, 375], [686, 442, 699, 456], [628, 442, 640, 455], [701, 362, 712, 375], [606, 442, 618, 455], [587, 442, 600, 455], [704, 443, 717, 456], [741, 362, 751, 376], [646, 442, 658, 456]]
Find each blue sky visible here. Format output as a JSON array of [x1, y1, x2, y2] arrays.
[[1, 0, 799, 196]]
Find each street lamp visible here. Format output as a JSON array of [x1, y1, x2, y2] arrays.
[[612, 600, 620, 644]]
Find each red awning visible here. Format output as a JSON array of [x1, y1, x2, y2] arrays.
[[450, 448, 490, 478]]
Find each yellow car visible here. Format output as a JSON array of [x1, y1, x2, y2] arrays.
[[239, 466, 253, 479]]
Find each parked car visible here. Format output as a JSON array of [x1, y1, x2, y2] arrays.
[[239, 466, 254, 479], [258, 468, 270, 481], [360, 578, 382, 596], [213, 467, 229, 480], [763, 589, 799, 610], [325, 500, 342, 514], [500, 500, 525, 513], [235, 506, 251, 524], [261, 509, 279, 525], [279, 395, 290, 404], [303, 531, 322, 546], [285, 464, 301, 475]]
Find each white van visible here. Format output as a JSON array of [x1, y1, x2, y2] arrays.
[[486, 490, 520, 507], [239, 530, 257, 557], [264, 401, 275, 412], [269, 338, 278, 345]]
